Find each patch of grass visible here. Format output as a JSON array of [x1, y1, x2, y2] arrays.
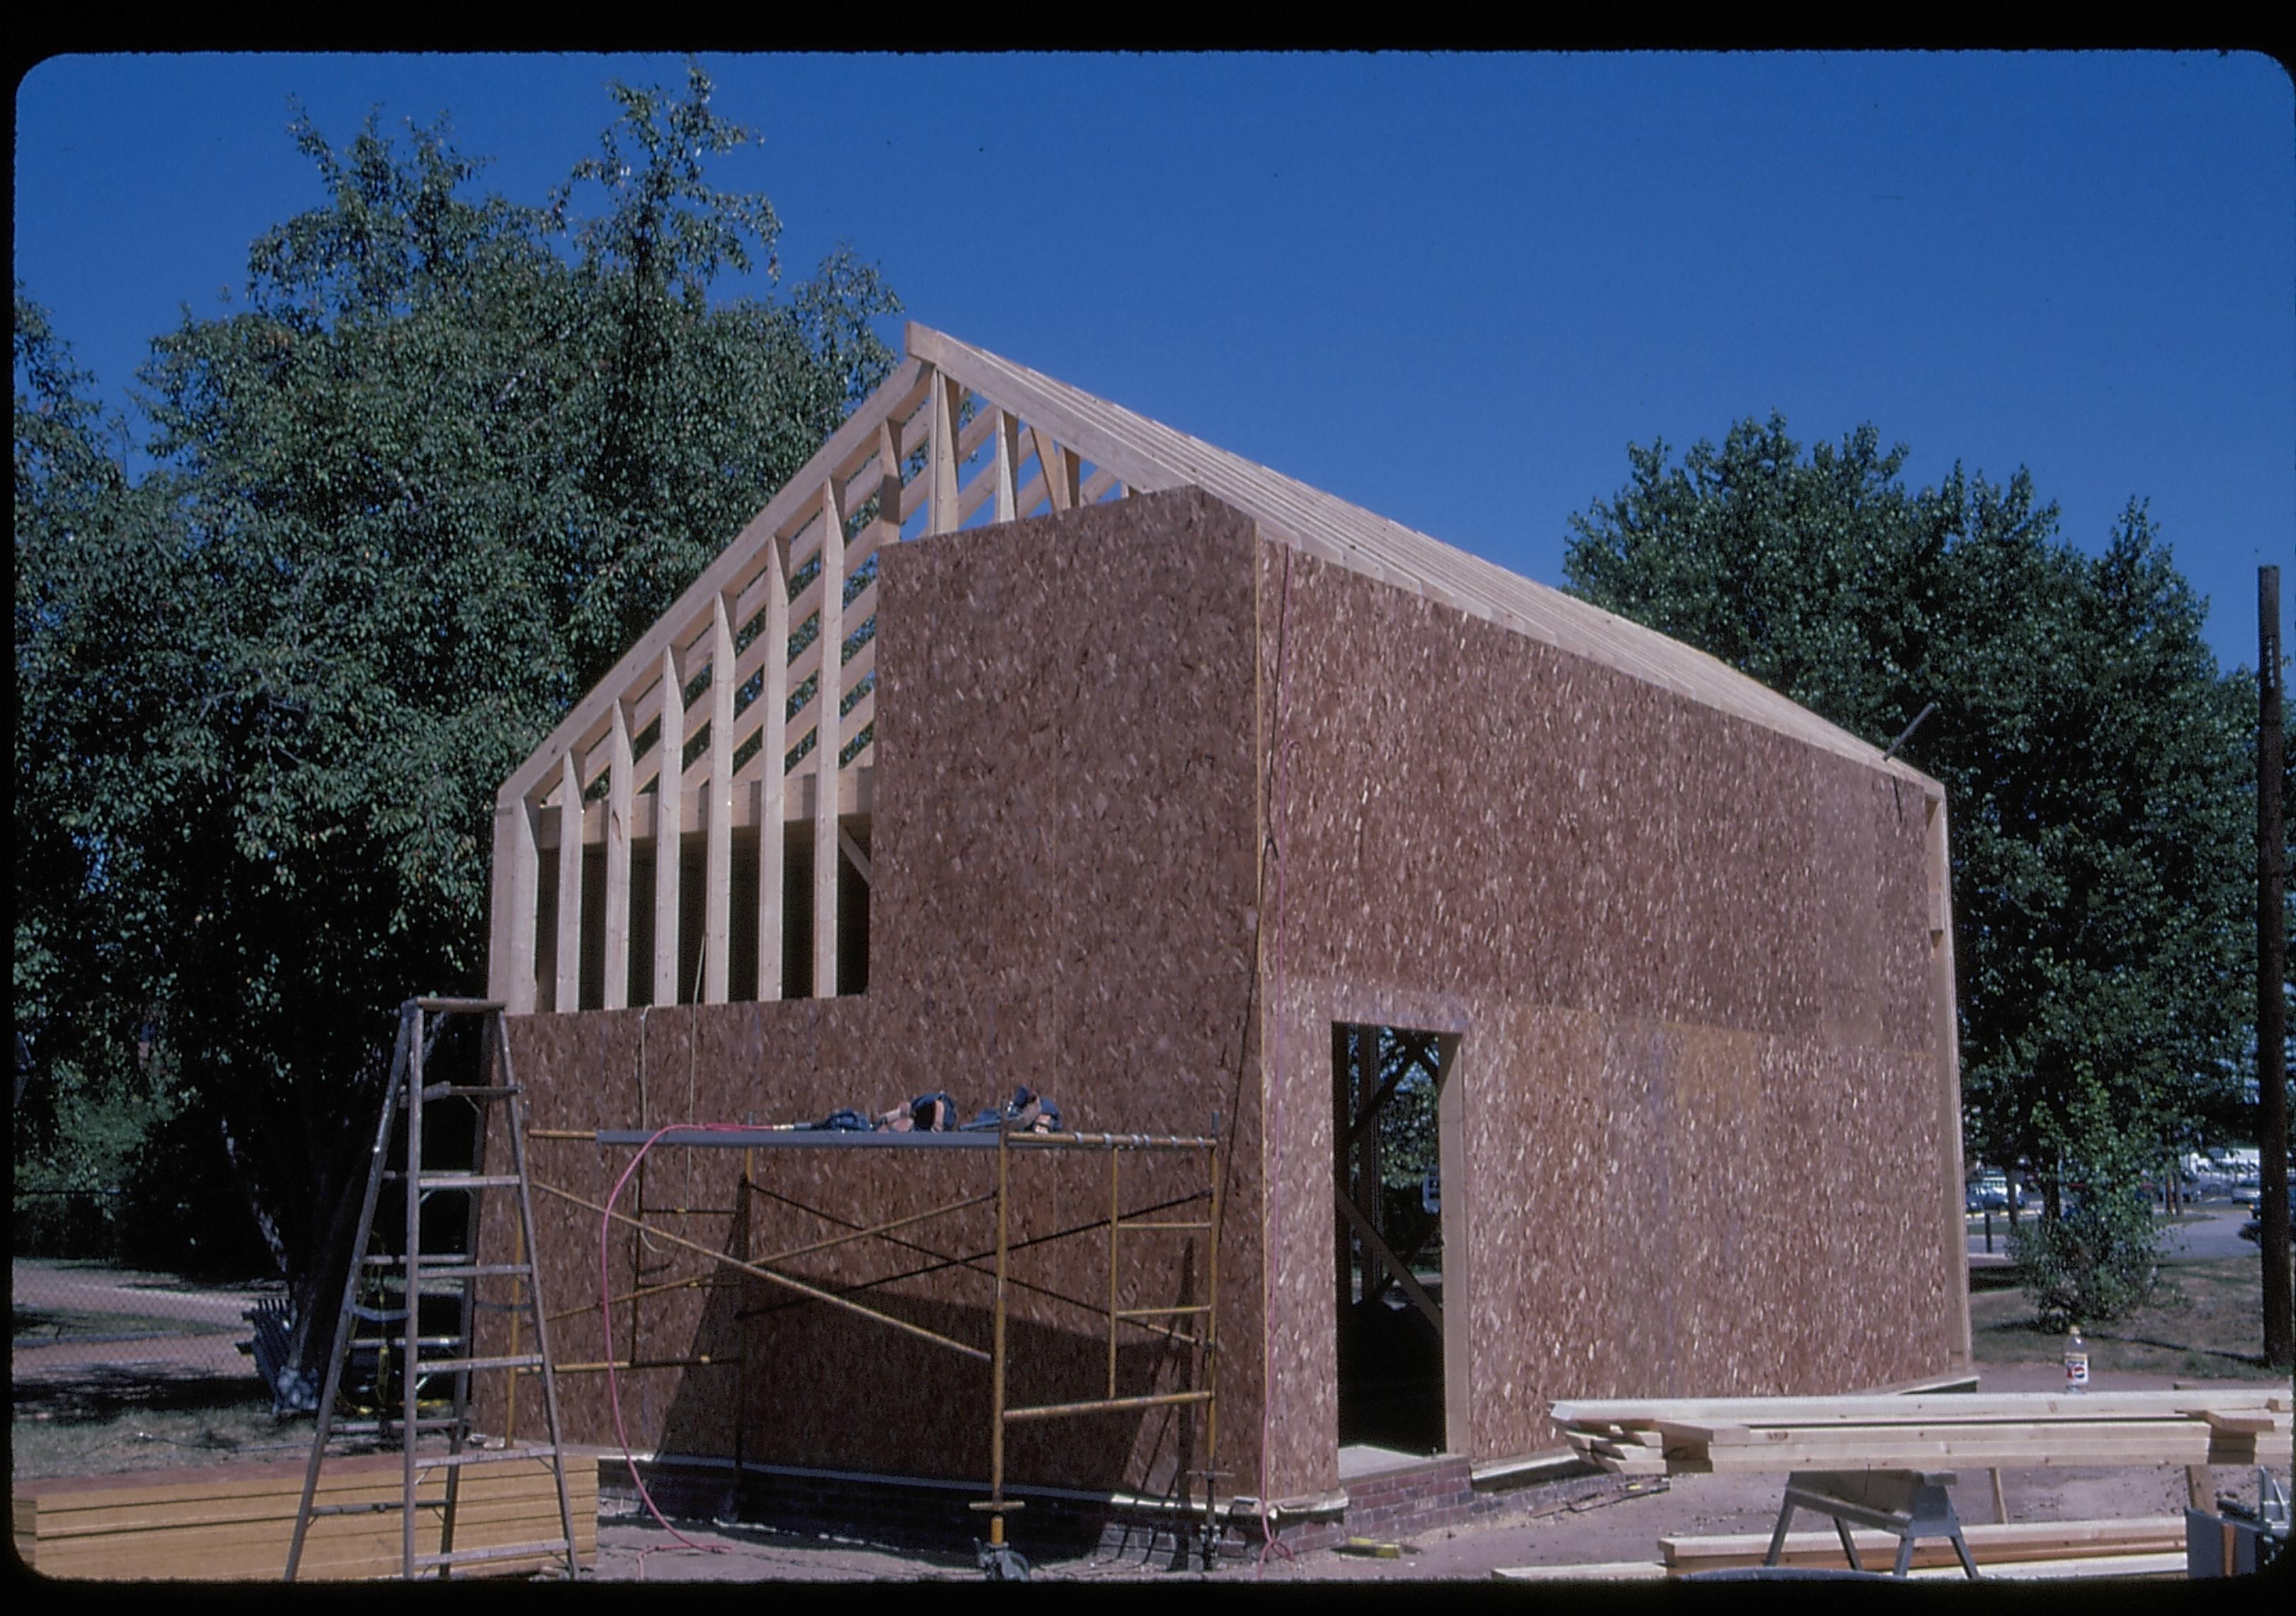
[[12, 1390, 306, 1480], [1970, 1257, 2283, 1380]]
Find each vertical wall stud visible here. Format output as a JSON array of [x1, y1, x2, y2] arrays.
[[757, 537, 789, 1001], [930, 371, 960, 534], [994, 410, 1018, 522], [654, 646, 684, 1006], [603, 701, 633, 1010], [813, 480, 845, 997], [554, 753, 583, 1014], [490, 796, 539, 1012], [705, 595, 735, 1004]]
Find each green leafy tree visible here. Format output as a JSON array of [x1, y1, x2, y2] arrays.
[[13, 64, 899, 1394], [1563, 416, 2255, 1320], [13, 291, 188, 1255]]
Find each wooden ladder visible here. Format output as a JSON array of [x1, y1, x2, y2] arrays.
[[286, 997, 578, 1581]]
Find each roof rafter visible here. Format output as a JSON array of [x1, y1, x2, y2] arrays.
[[490, 322, 1935, 1011]]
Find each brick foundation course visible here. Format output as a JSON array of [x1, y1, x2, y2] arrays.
[[606, 1450, 1636, 1565]]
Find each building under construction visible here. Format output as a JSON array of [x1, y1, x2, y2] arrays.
[[467, 324, 1971, 1534]]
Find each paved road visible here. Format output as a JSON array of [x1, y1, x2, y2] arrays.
[[12, 1259, 271, 1388], [13, 1259, 270, 1327], [1966, 1205, 2263, 1265], [2157, 1206, 2266, 1261]]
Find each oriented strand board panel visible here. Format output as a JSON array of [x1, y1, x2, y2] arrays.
[[480, 489, 1267, 1498], [480, 486, 1959, 1514], [1253, 539, 1959, 1487]]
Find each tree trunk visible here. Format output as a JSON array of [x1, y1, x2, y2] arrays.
[[218, 1096, 378, 1413], [2258, 564, 2290, 1366]]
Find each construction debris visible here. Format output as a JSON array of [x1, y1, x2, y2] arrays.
[[819, 1086, 1062, 1135], [1336, 1536, 1420, 1557]]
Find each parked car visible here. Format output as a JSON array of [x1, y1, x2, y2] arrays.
[[2239, 1189, 2293, 1245]]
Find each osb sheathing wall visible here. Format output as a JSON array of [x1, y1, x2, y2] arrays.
[[474, 483, 1964, 1508], [473, 489, 1270, 1497], [1252, 540, 1966, 1493]]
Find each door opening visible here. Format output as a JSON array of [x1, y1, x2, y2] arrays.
[[1332, 1022, 1455, 1457]]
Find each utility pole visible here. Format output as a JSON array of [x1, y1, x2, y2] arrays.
[[2259, 565, 2290, 1367]]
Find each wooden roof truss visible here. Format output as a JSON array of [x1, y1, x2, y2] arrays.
[[489, 330, 1161, 1011], [492, 323, 1931, 1014]]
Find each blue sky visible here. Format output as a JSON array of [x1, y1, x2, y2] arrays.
[[15, 51, 2292, 673]]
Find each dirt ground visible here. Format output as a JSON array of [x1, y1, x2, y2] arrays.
[[584, 1371, 2275, 1583], [14, 1255, 2290, 1582]]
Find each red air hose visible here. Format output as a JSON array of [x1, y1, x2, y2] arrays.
[[599, 1121, 754, 1554]]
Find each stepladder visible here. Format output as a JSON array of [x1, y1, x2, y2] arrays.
[[286, 997, 580, 1581]]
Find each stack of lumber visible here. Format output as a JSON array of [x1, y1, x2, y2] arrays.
[[14, 1449, 597, 1581], [1659, 1515, 2185, 1576], [1551, 1389, 2292, 1476]]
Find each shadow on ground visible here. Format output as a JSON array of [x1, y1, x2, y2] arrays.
[[14, 1361, 269, 1423]]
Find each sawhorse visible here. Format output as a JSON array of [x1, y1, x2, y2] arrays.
[[1762, 1470, 1979, 1579]]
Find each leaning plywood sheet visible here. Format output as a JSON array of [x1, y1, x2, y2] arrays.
[[14, 1451, 597, 1581]]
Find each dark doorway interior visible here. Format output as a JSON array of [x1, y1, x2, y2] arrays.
[[1332, 1023, 1451, 1456]]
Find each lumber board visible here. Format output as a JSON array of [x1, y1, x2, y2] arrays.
[[704, 593, 735, 1003], [928, 368, 959, 533], [1556, 1387, 2287, 1476], [488, 797, 539, 1010], [699, 523, 882, 791], [15, 1452, 596, 1580], [653, 644, 683, 1006], [755, 528, 788, 1003], [26, 1483, 575, 1542], [1492, 1560, 1669, 1581], [555, 753, 583, 1011], [1552, 1391, 2288, 1424], [602, 699, 633, 1009], [1930, 1551, 2185, 1581], [545, 765, 876, 849], [1594, 1552, 2190, 1583], [28, 1505, 586, 1571], [1030, 423, 1077, 511], [957, 408, 1021, 527], [812, 476, 843, 997], [1665, 1419, 2244, 1447], [18, 1453, 584, 1521], [495, 354, 924, 811], [1855, 1370, 1983, 1396], [1661, 1442, 2216, 1474], [1660, 1515, 2183, 1573], [2200, 1410, 2277, 1434]]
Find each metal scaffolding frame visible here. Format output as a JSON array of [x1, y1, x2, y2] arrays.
[[514, 1120, 1223, 1564]]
